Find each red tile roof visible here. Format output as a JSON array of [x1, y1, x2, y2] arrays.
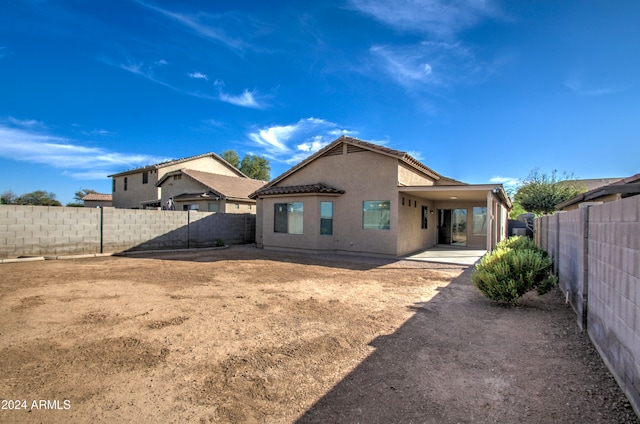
[[82, 193, 112, 201], [250, 183, 345, 198]]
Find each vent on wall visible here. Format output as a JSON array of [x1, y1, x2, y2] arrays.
[[322, 143, 344, 157], [347, 144, 367, 154]]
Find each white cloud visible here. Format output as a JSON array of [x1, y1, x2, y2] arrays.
[[247, 118, 355, 163], [134, 1, 250, 51], [219, 89, 264, 109], [490, 176, 520, 187], [109, 59, 267, 108], [7, 117, 45, 128], [188, 71, 208, 80], [564, 78, 626, 96], [370, 41, 487, 91], [348, 0, 501, 39], [0, 123, 168, 180]]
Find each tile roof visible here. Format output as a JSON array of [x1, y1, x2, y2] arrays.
[[159, 169, 266, 201], [250, 183, 345, 199], [82, 193, 112, 201]]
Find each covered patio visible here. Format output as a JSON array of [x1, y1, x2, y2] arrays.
[[399, 184, 511, 252]]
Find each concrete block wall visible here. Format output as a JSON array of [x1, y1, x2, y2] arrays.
[[558, 207, 589, 329], [535, 196, 640, 415], [0, 205, 256, 258], [586, 196, 640, 414], [0, 205, 101, 257], [103, 208, 189, 252]]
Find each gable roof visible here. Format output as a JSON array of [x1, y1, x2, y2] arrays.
[[108, 152, 247, 178], [157, 169, 265, 201], [268, 136, 451, 187]]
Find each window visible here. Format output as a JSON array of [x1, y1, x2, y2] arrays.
[[363, 201, 390, 230], [183, 204, 199, 211], [472, 207, 487, 236], [274, 202, 304, 234], [234, 204, 240, 209], [112, 179, 116, 192], [124, 177, 128, 191], [320, 202, 333, 235], [142, 171, 149, 184], [421, 206, 429, 229], [208, 203, 219, 213]]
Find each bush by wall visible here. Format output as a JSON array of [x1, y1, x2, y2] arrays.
[[472, 236, 557, 305]]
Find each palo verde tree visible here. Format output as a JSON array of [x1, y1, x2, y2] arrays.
[[513, 168, 585, 215]]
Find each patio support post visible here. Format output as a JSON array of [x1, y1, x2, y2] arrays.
[[486, 191, 493, 251]]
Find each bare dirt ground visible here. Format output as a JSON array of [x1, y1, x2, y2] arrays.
[[0, 245, 638, 423]]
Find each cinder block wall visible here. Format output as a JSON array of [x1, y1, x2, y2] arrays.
[[535, 196, 640, 415], [558, 208, 589, 329], [0, 205, 256, 258], [587, 196, 640, 414], [103, 208, 189, 252], [0, 205, 101, 257]]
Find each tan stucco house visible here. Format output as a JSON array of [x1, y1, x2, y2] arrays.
[[108, 152, 251, 209], [156, 169, 265, 213], [556, 173, 640, 211], [250, 136, 512, 257]]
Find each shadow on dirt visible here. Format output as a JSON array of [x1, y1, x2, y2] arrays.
[[295, 268, 639, 424], [115, 245, 467, 272]]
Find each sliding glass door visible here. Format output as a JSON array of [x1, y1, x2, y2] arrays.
[[438, 209, 468, 246]]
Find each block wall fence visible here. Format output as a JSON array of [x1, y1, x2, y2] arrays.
[[535, 195, 640, 416], [0, 205, 256, 259]]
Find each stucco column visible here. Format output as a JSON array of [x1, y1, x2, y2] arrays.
[[486, 191, 493, 251]]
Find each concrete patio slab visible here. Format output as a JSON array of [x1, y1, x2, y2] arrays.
[[403, 246, 486, 266]]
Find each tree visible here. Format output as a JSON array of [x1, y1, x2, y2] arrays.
[[14, 190, 62, 206], [221, 150, 240, 168], [220, 150, 270, 180], [240, 154, 271, 181], [74, 188, 98, 203], [513, 168, 585, 215], [1, 190, 16, 204]]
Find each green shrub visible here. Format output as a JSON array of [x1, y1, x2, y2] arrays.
[[472, 236, 557, 305]]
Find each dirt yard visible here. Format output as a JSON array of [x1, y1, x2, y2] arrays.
[[0, 246, 637, 423]]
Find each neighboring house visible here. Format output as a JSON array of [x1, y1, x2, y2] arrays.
[[82, 193, 112, 208], [556, 173, 640, 211], [250, 136, 512, 257], [156, 169, 265, 213], [108, 152, 248, 209]]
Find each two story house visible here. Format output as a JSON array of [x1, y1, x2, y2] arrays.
[[109, 152, 262, 210]]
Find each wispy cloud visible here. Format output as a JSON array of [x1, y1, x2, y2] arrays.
[[247, 118, 357, 163], [106, 58, 268, 108], [188, 71, 209, 80], [369, 41, 488, 91], [0, 121, 168, 180], [134, 0, 251, 52], [564, 78, 626, 96], [348, 0, 501, 39], [219, 89, 263, 108]]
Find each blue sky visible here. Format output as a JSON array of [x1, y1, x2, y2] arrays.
[[1, 1, 638, 204]]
